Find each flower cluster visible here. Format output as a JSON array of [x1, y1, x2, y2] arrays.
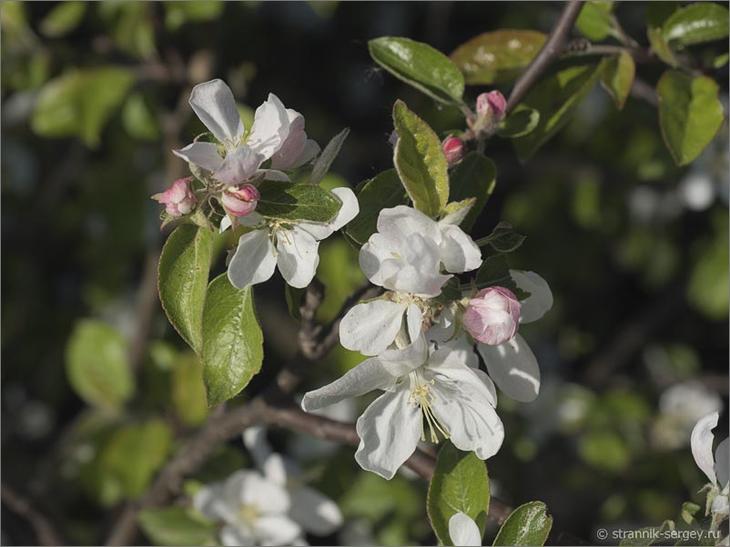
[[691, 412, 729, 531], [303, 205, 552, 479]]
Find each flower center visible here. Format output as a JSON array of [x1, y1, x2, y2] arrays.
[[409, 375, 449, 443], [237, 503, 260, 525]]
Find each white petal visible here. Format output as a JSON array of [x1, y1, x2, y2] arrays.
[[379, 334, 428, 377], [258, 168, 290, 182], [232, 472, 290, 514], [439, 224, 482, 273], [253, 515, 302, 546], [430, 363, 505, 459], [428, 306, 456, 343], [377, 205, 441, 244], [173, 141, 223, 172], [692, 412, 720, 485], [193, 482, 234, 523], [439, 201, 473, 226], [716, 438, 729, 489], [228, 229, 277, 288], [406, 304, 423, 344], [328, 187, 360, 231], [189, 79, 244, 146], [510, 270, 553, 323], [301, 357, 396, 411], [449, 512, 482, 546], [298, 139, 321, 166], [220, 524, 255, 547], [289, 486, 343, 535], [214, 146, 263, 185], [471, 367, 498, 407], [477, 334, 541, 403], [339, 300, 407, 356], [247, 93, 290, 158], [220, 215, 232, 233], [237, 211, 264, 228], [355, 388, 422, 479], [242, 427, 288, 486], [275, 226, 320, 289]]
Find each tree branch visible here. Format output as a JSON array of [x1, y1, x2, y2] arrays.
[[506, 0, 583, 113], [2, 484, 64, 546]]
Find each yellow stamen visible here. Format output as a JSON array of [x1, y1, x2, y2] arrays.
[[409, 376, 449, 443], [238, 503, 259, 525]]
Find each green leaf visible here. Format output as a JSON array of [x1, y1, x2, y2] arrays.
[[40, 1, 86, 37], [576, 0, 615, 41], [201, 275, 264, 406], [284, 284, 306, 320], [513, 59, 606, 160], [578, 430, 630, 471], [257, 181, 343, 223], [171, 354, 208, 426], [99, 419, 172, 498], [158, 225, 214, 353], [392, 100, 449, 218], [122, 93, 160, 140], [475, 255, 523, 297], [139, 507, 216, 546], [427, 442, 490, 546], [480, 222, 526, 253], [450, 30, 546, 85], [65, 320, 134, 411], [646, 2, 680, 66], [497, 106, 540, 138], [662, 3, 729, 48], [164, 1, 224, 31], [310, 128, 349, 184], [657, 70, 724, 166], [600, 51, 635, 110], [346, 169, 408, 245], [31, 67, 134, 147], [448, 152, 497, 231], [493, 501, 553, 546], [369, 36, 464, 104], [680, 501, 701, 525], [98, 2, 156, 59]]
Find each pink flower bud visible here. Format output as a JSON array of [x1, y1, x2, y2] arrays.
[[442, 136, 465, 166], [221, 183, 260, 217], [463, 286, 520, 345], [151, 177, 196, 218], [476, 90, 507, 122]]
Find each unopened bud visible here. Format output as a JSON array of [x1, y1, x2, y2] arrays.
[[221, 183, 260, 217], [151, 177, 196, 218], [463, 286, 520, 345], [442, 136, 465, 166], [476, 90, 507, 122]]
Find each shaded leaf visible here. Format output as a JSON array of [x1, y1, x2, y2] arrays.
[[480, 222, 526, 253], [40, 1, 86, 37], [346, 169, 408, 245], [310, 128, 349, 184], [450, 30, 546, 85], [158, 225, 214, 353], [497, 106, 540, 138], [257, 181, 343, 223], [427, 442, 490, 546], [448, 152, 496, 231], [122, 93, 160, 140], [201, 275, 264, 406], [65, 320, 134, 411], [171, 354, 208, 426], [369, 36, 464, 104], [393, 100, 449, 217], [493, 501, 553, 546], [657, 70, 724, 166], [600, 51, 635, 109], [164, 1, 224, 31], [139, 507, 216, 546]]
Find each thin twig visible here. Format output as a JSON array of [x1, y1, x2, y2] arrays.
[[2, 484, 64, 546], [506, 0, 583, 113]]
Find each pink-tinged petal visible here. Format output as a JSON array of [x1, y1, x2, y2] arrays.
[[214, 147, 263, 185], [247, 93, 291, 159], [173, 141, 224, 172], [189, 79, 244, 146], [442, 136, 465, 166], [464, 287, 520, 345]]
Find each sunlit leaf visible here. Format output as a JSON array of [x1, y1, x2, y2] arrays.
[[40, 1, 86, 37], [576, 0, 615, 41], [662, 2, 729, 48], [493, 501, 553, 546], [600, 51, 635, 110]]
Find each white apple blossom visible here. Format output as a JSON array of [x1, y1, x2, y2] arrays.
[[243, 427, 344, 537], [449, 512, 482, 546], [174, 79, 318, 186], [226, 186, 359, 289], [193, 469, 303, 546], [302, 337, 503, 479], [340, 205, 481, 356], [654, 381, 723, 449], [690, 412, 729, 527]]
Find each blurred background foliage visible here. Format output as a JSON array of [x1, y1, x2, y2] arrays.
[[1, 1, 728, 545]]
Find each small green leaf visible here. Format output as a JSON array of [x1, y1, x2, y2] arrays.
[[480, 222, 526, 253], [680, 501, 701, 525], [441, 198, 476, 225], [448, 152, 497, 231], [346, 169, 408, 245], [657, 70, 724, 166], [310, 128, 349, 184], [427, 442, 490, 546], [139, 507, 216, 546], [98, 419, 172, 498], [513, 59, 606, 160], [493, 501, 553, 546], [369, 36, 464, 104], [600, 51, 635, 110], [158, 225, 214, 353], [31, 67, 134, 147], [201, 275, 264, 406], [40, 1, 86, 37], [164, 1, 224, 31], [646, 2, 680, 66], [648, 26, 679, 66], [393, 100, 449, 218], [171, 354, 208, 426], [257, 181, 343, 223], [98, 2, 156, 59], [450, 30, 546, 85], [662, 3, 729, 48], [65, 320, 134, 411], [576, 0, 615, 42], [122, 93, 160, 140], [497, 106, 540, 138]]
